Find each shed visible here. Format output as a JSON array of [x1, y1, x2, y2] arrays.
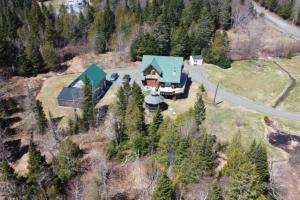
[[57, 87, 81, 107], [189, 55, 203, 66]]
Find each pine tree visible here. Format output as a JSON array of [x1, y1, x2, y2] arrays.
[[152, 172, 174, 200], [153, 18, 171, 55], [170, 23, 191, 57], [0, 161, 18, 181], [148, 107, 163, 152], [27, 142, 47, 183], [190, 6, 215, 54], [81, 76, 94, 131], [25, 32, 44, 74], [194, 95, 206, 127], [53, 137, 81, 183], [223, 132, 248, 176], [204, 30, 231, 69], [226, 162, 264, 200], [209, 180, 223, 200], [247, 140, 270, 183], [125, 96, 143, 135], [42, 43, 60, 70], [131, 81, 144, 112], [219, 0, 231, 29], [34, 100, 48, 132]]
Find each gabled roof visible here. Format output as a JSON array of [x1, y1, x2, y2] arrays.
[[77, 64, 107, 90], [191, 55, 203, 60], [141, 55, 184, 83], [57, 87, 81, 101]]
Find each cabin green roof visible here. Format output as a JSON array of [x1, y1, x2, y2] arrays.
[[78, 64, 107, 90], [141, 55, 184, 83]]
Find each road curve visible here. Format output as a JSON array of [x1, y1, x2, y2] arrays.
[[185, 65, 300, 121], [252, 1, 300, 40], [105, 65, 300, 121]]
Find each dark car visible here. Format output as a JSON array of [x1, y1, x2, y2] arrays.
[[109, 73, 119, 81], [122, 74, 131, 83]]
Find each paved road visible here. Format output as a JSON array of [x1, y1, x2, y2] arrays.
[[253, 1, 300, 40], [106, 65, 300, 121]]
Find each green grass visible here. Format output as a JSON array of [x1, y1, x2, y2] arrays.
[[203, 60, 290, 105], [274, 56, 300, 112], [38, 73, 79, 127]]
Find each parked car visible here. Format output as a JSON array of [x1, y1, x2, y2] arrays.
[[122, 74, 131, 83], [109, 73, 119, 81]]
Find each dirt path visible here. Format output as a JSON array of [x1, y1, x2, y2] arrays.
[[270, 61, 297, 108]]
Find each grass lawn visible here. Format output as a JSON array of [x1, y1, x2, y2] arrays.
[[203, 60, 290, 105], [161, 82, 296, 158], [274, 56, 300, 112], [38, 73, 79, 127]]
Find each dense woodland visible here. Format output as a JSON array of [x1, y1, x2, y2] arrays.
[[0, 76, 273, 199], [0, 0, 277, 199], [0, 0, 232, 78]]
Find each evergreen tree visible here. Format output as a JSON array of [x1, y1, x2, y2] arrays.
[[27, 142, 47, 183], [170, 23, 191, 58], [219, 0, 232, 29], [131, 81, 144, 112], [204, 30, 231, 69], [190, 6, 215, 54], [247, 140, 270, 183], [226, 162, 264, 200], [125, 96, 143, 135], [153, 18, 171, 55], [148, 107, 163, 152], [25, 32, 44, 74], [194, 95, 206, 127], [130, 33, 160, 61], [34, 100, 48, 132], [209, 180, 223, 200], [53, 137, 81, 183], [223, 132, 248, 177], [81, 76, 94, 131], [152, 172, 174, 200], [42, 43, 60, 70]]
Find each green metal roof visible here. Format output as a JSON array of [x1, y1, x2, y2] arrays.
[[141, 55, 184, 83], [78, 64, 107, 90]]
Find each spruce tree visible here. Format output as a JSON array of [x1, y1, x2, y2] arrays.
[[27, 142, 47, 183], [152, 172, 174, 200], [148, 107, 163, 152], [53, 137, 81, 183], [125, 97, 144, 141], [131, 81, 144, 112], [226, 162, 263, 200], [190, 6, 215, 54], [247, 141, 270, 183], [209, 180, 223, 200], [170, 23, 191, 57], [194, 95, 206, 127], [153, 18, 171, 55], [34, 100, 48, 132], [81, 76, 94, 131]]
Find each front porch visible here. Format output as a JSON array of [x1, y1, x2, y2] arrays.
[[143, 72, 189, 97]]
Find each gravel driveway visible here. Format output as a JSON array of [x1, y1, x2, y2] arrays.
[[106, 65, 300, 121]]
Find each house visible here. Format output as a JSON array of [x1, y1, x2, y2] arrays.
[[140, 55, 188, 98], [189, 55, 203, 66], [57, 64, 107, 107]]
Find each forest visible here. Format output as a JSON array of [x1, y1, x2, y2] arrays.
[[0, 0, 232, 78], [0, 0, 282, 199]]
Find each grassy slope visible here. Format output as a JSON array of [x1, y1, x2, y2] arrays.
[[203, 60, 289, 105], [37, 73, 79, 127], [275, 56, 300, 112]]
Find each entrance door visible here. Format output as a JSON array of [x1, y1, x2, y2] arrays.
[[146, 79, 157, 87]]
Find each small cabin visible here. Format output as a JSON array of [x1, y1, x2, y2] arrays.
[[189, 55, 203, 66], [57, 64, 107, 108]]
